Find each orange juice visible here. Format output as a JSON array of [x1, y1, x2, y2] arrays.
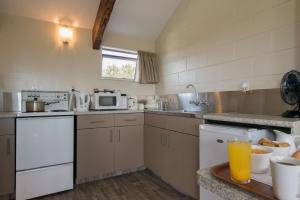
[[228, 140, 251, 184]]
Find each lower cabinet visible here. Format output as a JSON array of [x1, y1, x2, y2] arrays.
[[77, 125, 144, 182], [115, 126, 144, 172], [77, 127, 115, 180], [0, 135, 15, 196], [144, 125, 199, 198]]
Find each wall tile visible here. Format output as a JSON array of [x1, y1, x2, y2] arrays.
[[236, 32, 272, 59], [156, 0, 299, 94], [206, 43, 236, 66]]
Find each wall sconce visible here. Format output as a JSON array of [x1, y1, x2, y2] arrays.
[[58, 26, 73, 45]]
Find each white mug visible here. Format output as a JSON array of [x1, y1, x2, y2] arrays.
[[270, 156, 300, 200]]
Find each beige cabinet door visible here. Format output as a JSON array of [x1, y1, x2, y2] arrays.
[[77, 127, 114, 180], [115, 126, 144, 172], [144, 125, 164, 175], [0, 135, 15, 195], [176, 133, 199, 198]]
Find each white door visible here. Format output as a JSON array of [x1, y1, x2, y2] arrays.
[[16, 116, 74, 171]]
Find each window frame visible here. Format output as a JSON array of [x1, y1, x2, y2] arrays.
[[100, 46, 138, 81]]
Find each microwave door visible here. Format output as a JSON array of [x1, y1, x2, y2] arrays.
[[98, 96, 117, 107]]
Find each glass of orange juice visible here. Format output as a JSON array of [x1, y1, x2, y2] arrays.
[[228, 139, 252, 184]]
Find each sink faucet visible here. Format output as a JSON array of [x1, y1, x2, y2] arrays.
[[186, 84, 201, 106]]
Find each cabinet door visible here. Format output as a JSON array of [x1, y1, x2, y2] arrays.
[[144, 125, 163, 175], [115, 126, 144, 172], [0, 135, 15, 195], [77, 127, 114, 181], [176, 133, 199, 198], [160, 130, 181, 190]]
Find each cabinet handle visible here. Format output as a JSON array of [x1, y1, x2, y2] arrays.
[[166, 135, 170, 148], [118, 129, 121, 142], [160, 134, 163, 146], [90, 120, 105, 124], [110, 130, 113, 143], [7, 138, 10, 155], [124, 119, 137, 122]]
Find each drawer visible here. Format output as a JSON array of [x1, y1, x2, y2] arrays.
[[0, 118, 15, 136], [115, 113, 144, 126], [145, 113, 203, 136], [77, 115, 114, 129], [166, 116, 203, 136], [144, 113, 167, 129]]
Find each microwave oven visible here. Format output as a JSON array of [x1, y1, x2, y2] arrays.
[[91, 92, 127, 110]]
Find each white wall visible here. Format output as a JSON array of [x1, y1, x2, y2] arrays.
[[156, 0, 300, 94], [0, 13, 156, 95]]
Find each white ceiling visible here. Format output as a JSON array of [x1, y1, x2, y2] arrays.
[[0, 0, 181, 40]]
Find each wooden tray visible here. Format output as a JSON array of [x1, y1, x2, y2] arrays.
[[210, 163, 277, 200]]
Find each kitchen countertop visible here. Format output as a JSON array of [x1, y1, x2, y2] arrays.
[[145, 109, 204, 118], [75, 110, 144, 115], [0, 112, 18, 118], [204, 113, 300, 134], [197, 168, 265, 200]]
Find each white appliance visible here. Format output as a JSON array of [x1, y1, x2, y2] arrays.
[[16, 91, 74, 200], [128, 96, 138, 110], [75, 93, 90, 112], [20, 90, 69, 112], [91, 92, 127, 110], [199, 124, 274, 200]]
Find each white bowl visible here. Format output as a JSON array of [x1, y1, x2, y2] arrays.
[[251, 145, 273, 174], [257, 142, 290, 157]]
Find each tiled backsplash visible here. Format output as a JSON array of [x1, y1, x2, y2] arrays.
[[155, 0, 300, 94]]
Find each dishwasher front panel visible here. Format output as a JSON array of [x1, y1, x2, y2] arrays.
[[199, 125, 250, 169], [16, 116, 74, 171]]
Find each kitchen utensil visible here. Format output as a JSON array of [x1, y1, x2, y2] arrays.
[[270, 156, 300, 200], [128, 96, 138, 110], [280, 70, 300, 118], [26, 99, 45, 112], [251, 145, 273, 174]]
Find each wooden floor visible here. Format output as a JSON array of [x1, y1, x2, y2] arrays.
[[36, 170, 195, 200]]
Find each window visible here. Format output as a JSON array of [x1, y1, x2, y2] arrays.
[[101, 47, 138, 80]]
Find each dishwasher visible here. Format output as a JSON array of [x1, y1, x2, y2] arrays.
[[198, 124, 274, 200]]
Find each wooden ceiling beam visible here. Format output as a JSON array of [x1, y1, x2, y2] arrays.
[[92, 0, 116, 50]]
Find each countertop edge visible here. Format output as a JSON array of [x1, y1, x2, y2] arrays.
[[197, 169, 265, 200], [75, 110, 144, 115], [0, 112, 18, 118], [203, 113, 300, 128]]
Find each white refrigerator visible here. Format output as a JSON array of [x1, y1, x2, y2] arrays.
[[16, 116, 74, 200]]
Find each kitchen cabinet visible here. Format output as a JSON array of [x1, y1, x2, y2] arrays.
[[176, 132, 199, 197], [144, 113, 200, 198], [145, 113, 202, 136], [77, 114, 114, 129], [115, 126, 144, 172], [0, 118, 15, 197], [77, 127, 115, 180], [76, 113, 144, 183]]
